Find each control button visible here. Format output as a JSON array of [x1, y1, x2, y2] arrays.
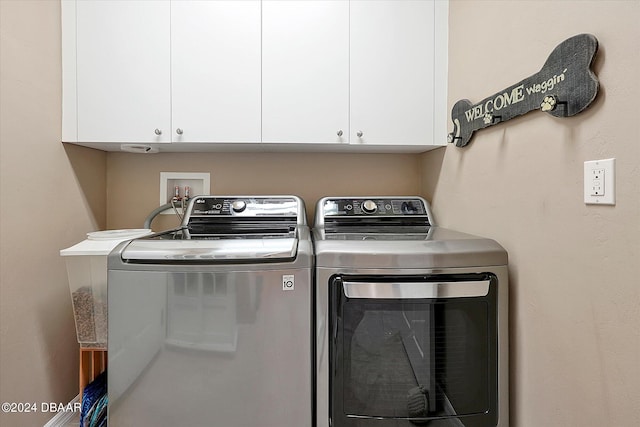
[[362, 200, 377, 214], [345, 204, 353, 211], [231, 200, 247, 213], [401, 201, 416, 214]]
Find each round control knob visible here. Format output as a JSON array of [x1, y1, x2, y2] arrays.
[[362, 200, 377, 214], [231, 200, 246, 213]]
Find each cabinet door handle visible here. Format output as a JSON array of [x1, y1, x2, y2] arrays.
[[357, 130, 363, 137], [337, 130, 343, 137], [176, 128, 183, 135], [154, 129, 162, 135]]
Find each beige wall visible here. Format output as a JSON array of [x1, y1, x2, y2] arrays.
[[422, 1, 640, 426], [0, 2, 107, 426], [106, 152, 421, 230]]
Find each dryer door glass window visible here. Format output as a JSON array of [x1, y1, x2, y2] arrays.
[[330, 274, 498, 425]]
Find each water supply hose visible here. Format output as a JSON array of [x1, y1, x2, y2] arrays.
[[143, 201, 184, 229]]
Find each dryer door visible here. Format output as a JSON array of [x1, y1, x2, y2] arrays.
[[329, 273, 498, 427]]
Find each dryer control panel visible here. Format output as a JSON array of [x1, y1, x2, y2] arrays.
[[315, 196, 434, 235], [322, 197, 428, 217]]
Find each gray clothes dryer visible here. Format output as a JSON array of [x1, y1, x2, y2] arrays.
[[313, 196, 508, 427]]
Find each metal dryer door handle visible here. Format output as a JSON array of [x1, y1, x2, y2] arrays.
[[342, 280, 490, 299]]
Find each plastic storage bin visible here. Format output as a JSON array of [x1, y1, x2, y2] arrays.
[[60, 229, 151, 346]]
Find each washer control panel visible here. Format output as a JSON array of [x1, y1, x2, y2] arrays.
[[322, 198, 427, 217], [187, 196, 298, 217]]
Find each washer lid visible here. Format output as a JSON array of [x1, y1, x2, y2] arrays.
[[120, 238, 298, 262]]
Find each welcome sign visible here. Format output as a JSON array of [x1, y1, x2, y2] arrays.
[[448, 34, 599, 148]]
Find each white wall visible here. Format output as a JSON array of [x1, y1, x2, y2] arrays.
[[422, 1, 640, 426]]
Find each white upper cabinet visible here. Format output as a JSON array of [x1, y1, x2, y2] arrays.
[[350, 0, 441, 147], [74, 0, 171, 143], [65, 0, 260, 145], [262, 1, 349, 144], [62, 0, 447, 151], [171, 1, 261, 143]]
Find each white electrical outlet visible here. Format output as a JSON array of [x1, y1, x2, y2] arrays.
[[159, 172, 211, 214], [584, 159, 615, 205]]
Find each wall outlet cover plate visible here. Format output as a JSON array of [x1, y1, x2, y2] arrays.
[[584, 158, 615, 205]]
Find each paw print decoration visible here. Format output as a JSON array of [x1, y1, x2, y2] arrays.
[[483, 113, 493, 125], [541, 95, 557, 112]]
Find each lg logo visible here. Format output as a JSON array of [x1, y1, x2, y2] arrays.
[[282, 275, 295, 291]]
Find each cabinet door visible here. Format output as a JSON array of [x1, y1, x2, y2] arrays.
[[76, 0, 171, 143], [262, 0, 349, 144], [171, 1, 261, 143], [350, 0, 436, 146]]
